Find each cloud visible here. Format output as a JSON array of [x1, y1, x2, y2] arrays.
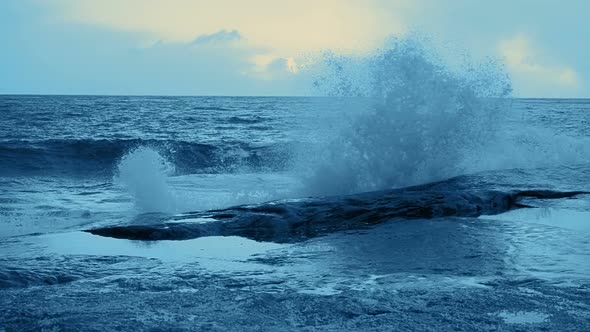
[[498, 34, 581, 94], [44, 0, 411, 93], [131, 33, 310, 94], [0, 1, 311, 96], [192, 29, 241, 45], [250, 57, 300, 81], [148, 30, 301, 84], [48, 0, 409, 57]]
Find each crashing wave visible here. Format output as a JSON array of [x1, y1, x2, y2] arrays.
[[0, 139, 291, 176], [298, 38, 512, 196]]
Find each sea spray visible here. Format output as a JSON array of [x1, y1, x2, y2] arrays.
[[298, 38, 513, 196], [115, 146, 297, 213], [116, 147, 175, 213]]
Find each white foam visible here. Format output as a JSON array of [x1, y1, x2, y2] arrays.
[[115, 147, 299, 213], [166, 217, 215, 224], [498, 311, 549, 324], [480, 208, 590, 232], [116, 147, 174, 213]]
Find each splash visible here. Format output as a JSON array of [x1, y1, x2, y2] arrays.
[[299, 38, 513, 196], [116, 147, 175, 213], [115, 146, 296, 213]]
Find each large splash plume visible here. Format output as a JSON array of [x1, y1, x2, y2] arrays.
[[299, 38, 513, 196]]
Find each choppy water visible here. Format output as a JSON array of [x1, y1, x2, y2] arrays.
[[1, 94, 590, 331]]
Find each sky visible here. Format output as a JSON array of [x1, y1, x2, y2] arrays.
[[1, 0, 589, 97]]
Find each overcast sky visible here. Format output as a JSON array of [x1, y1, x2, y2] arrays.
[[1, 0, 588, 97]]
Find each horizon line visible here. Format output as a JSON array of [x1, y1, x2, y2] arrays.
[[1, 93, 589, 100]]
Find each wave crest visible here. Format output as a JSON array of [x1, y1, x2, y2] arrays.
[[0, 139, 292, 177]]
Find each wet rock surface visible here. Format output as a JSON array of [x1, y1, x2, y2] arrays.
[[86, 189, 587, 242]]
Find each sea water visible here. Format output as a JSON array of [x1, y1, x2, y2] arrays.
[[1, 42, 590, 330]]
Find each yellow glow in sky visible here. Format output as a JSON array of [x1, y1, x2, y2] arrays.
[[51, 0, 409, 58], [498, 34, 580, 87]]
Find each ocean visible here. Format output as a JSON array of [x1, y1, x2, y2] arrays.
[[1, 95, 590, 331]]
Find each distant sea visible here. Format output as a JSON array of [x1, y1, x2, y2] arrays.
[[1, 95, 589, 330]]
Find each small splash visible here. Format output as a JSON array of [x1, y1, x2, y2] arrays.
[[115, 146, 297, 213], [116, 147, 175, 213]]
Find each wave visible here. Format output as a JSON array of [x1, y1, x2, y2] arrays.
[[0, 139, 293, 177], [0, 256, 142, 289], [297, 38, 590, 197], [0, 265, 81, 289]]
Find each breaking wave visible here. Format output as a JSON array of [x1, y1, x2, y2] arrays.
[[0, 139, 292, 177], [298, 38, 513, 196], [109, 38, 590, 213]]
